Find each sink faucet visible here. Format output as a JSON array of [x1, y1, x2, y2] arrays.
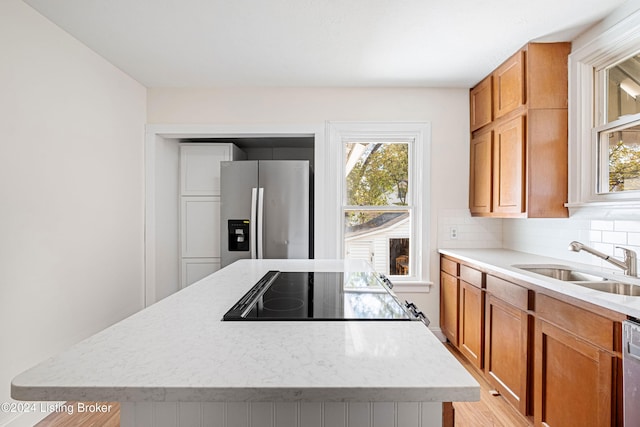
[[568, 241, 637, 277]]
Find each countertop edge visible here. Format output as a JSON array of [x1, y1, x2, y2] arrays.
[[11, 384, 480, 403]]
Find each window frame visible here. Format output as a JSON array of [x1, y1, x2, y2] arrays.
[[328, 122, 430, 285], [568, 8, 640, 213]]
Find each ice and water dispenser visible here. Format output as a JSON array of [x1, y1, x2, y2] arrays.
[[228, 220, 250, 251]]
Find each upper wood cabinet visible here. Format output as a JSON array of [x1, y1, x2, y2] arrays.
[[468, 42, 571, 218], [494, 51, 525, 119], [470, 76, 493, 131], [469, 129, 493, 214], [493, 115, 525, 215]]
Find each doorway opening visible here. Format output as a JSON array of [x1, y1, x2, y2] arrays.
[[145, 126, 322, 306]]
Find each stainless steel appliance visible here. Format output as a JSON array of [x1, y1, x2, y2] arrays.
[[220, 160, 312, 267], [222, 270, 429, 325], [624, 319, 640, 425]]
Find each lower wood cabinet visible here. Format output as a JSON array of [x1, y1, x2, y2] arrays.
[[439, 255, 624, 426], [459, 280, 484, 370], [485, 294, 531, 416], [484, 274, 533, 417], [440, 271, 459, 346], [534, 294, 622, 427], [534, 319, 618, 427]]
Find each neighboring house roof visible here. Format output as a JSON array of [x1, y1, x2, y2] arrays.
[[345, 212, 409, 239]]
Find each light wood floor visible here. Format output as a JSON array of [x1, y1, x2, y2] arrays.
[[446, 343, 533, 427], [35, 402, 120, 427], [34, 346, 531, 427]]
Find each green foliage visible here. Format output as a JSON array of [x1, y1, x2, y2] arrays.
[[609, 140, 640, 192], [346, 143, 408, 206], [345, 143, 409, 226]]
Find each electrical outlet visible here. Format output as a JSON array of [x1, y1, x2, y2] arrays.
[[450, 227, 458, 240]]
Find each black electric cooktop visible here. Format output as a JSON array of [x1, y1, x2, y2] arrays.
[[222, 271, 416, 321]]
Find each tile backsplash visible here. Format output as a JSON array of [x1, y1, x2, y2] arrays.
[[437, 209, 502, 249], [438, 209, 640, 270], [584, 219, 640, 263]]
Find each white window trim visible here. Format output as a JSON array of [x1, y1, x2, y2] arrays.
[[327, 121, 431, 285], [568, 7, 640, 216]]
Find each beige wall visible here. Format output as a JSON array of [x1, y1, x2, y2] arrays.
[[0, 1, 146, 424], [148, 86, 470, 328], [148, 87, 468, 126]]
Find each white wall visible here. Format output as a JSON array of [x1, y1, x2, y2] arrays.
[[152, 136, 181, 302], [0, 1, 146, 424], [148, 87, 470, 328]]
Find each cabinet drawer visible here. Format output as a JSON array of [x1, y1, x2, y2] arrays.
[[460, 265, 483, 288], [486, 275, 533, 311], [441, 257, 459, 276], [536, 294, 615, 351]]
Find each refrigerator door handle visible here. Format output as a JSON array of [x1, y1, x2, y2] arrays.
[[250, 187, 258, 259], [257, 187, 264, 259]]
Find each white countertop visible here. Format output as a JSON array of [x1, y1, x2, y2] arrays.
[[439, 248, 640, 318], [12, 259, 479, 403]]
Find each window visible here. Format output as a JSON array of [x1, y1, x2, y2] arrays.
[[329, 122, 430, 283], [344, 141, 412, 277], [568, 10, 640, 211], [595, 54, 640, 195]]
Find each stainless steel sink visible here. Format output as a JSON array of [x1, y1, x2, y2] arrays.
[[570, 281, 640, 296], [513, 263, 640, 296], [512, 264, 605, 282]]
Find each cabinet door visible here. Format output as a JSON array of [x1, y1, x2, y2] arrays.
[[534, 319, 617, 427], [494, 50, 525, 119], [493, 115, 525, 215], [181, 197, 220, 258], [181, 258, 221, 288], [485, 295, 531, 415], [459, 280, 484, 369], [180, 145, 230, 196], [470, 76, 493, 131], [440, 272, 459, 346], [469, 130, 493, 214]]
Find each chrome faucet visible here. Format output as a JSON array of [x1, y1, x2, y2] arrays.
[[568, 241, 637, 277]]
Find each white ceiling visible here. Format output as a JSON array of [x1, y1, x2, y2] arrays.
[[24, 0, 628, 88]]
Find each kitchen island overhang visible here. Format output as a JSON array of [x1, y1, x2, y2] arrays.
[[12, 259, 479, 426]]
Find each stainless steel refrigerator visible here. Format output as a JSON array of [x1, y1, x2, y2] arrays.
[[220, 160, 312, 267]]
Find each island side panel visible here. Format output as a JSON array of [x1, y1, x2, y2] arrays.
[[120, 401, 443, 427]]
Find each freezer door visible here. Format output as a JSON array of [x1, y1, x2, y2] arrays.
[[220, 161, 259, 267], [258, 161, 310, 259]]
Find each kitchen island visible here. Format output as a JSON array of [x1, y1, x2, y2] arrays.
[[12, 259, 479, 427]]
